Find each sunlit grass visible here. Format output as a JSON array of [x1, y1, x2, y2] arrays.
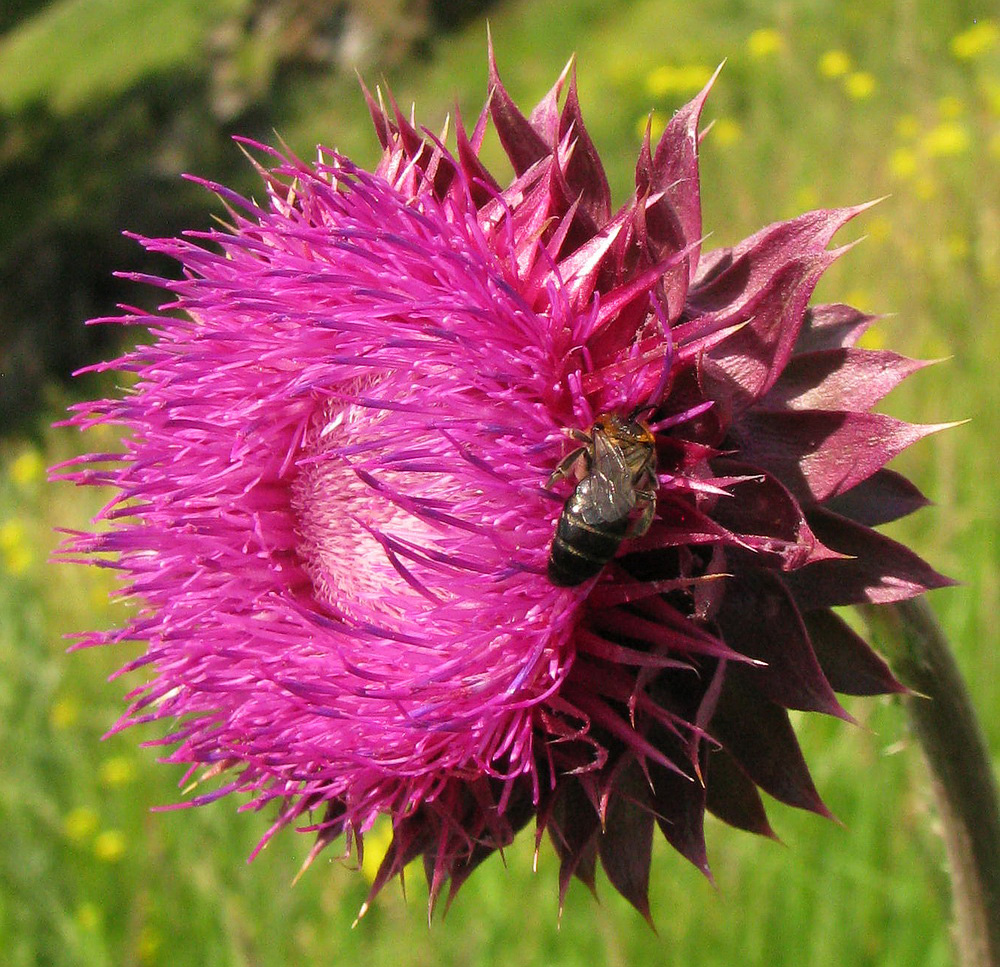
[[0, 0, 246, 113], [2, 0, 998, 964]]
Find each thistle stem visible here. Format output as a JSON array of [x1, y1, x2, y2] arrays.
[[860, 598, 1000, 967]]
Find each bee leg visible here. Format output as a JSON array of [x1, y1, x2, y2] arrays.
[[629, 492, 658, 536], [546, 439, 590, 489]]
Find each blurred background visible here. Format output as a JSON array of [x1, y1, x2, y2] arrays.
[[1, 1, 997, 965]]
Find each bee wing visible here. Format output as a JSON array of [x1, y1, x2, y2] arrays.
[[582, 430, 636, 523]]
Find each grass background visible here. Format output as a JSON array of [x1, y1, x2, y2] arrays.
[[1, 0, 998, 964]]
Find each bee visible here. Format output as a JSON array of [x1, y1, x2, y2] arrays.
[[546, 412, 658, 586]]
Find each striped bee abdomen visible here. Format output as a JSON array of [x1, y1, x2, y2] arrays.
[[547, 477, 629, 586]]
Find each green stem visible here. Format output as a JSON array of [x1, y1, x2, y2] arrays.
[[860, 598, 1000, 967]]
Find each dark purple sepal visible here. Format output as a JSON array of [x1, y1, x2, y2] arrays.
[[700, 254, 838, 412], [487, 43, 551, 176], [557, 72, 612, 228], [442, 784, 537, 912], [709, 673, 833, 818], [822, 469, 930, 527], [454, 104, 502, 209], [716, 566, 851, 720], [542, 148, 603, 251], [527, 57, 570, 145], [689, 206, 872, 318], [764, 347, 932, 411], [703, 746, 777, 839], [710, 459, 841, 571], [552, 205, 633, 311], [648, 735, 711, 878], [549, 780, 601, 910], [625, 183, 690, 321], [359, 79, 394, 150], [793, 303, 878, 354], [634, 115, 655, 193], [366, 812, 435, 910], [731, 409, 952, 504], [599, 761, 656, 923], [802, 609, 907, 696], [592, 600, 747, 663], [381, 88, 456, 197], [646, 65, 722, 282], [785, 507, 957, 609], [628, 493, 750, 552]]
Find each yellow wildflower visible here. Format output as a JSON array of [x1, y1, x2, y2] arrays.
[[8, 449, 44, 488], [889, 147, 918, 180], [922, 122, 971, 156], [794, 185, 819, 212], [937, 95, 965, 119], [0, 519, 31, 575], [981, 78, 1000, 116], [75, 903, 101, 931], [645, 64, 713, 97], [360, 816, 393, 884], [64, 806, 99, 842], [845, 288, 874, 314], [950, 20, 998, 60], [94, 829, 126, 863], [49, 695, 80, 730], [99, 755, 136, 788], [138, 926, 163, 963], [746, 28, 784, 59], [857, 327, 886, 351], [946, 234, 970, 260], [844, 71, 877, 100], [818, 49, 851, 78], [712, 117, 743, 147]]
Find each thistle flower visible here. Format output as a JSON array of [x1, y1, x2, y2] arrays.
[[57, 49, 953, 921]]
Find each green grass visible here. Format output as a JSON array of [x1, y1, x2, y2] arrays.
[[0, 0, 246, 113], [2, 0, 998, 964]]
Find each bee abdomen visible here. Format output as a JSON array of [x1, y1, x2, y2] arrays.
[[547, 497, 627, 587]]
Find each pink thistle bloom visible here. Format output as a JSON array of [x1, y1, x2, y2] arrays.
[[56, 50, 953, 920]]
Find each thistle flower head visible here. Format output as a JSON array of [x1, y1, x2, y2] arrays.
[[57, 49, 952, 920]]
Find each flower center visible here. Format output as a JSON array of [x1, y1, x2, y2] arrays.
[[291, 396, 472, 627]]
